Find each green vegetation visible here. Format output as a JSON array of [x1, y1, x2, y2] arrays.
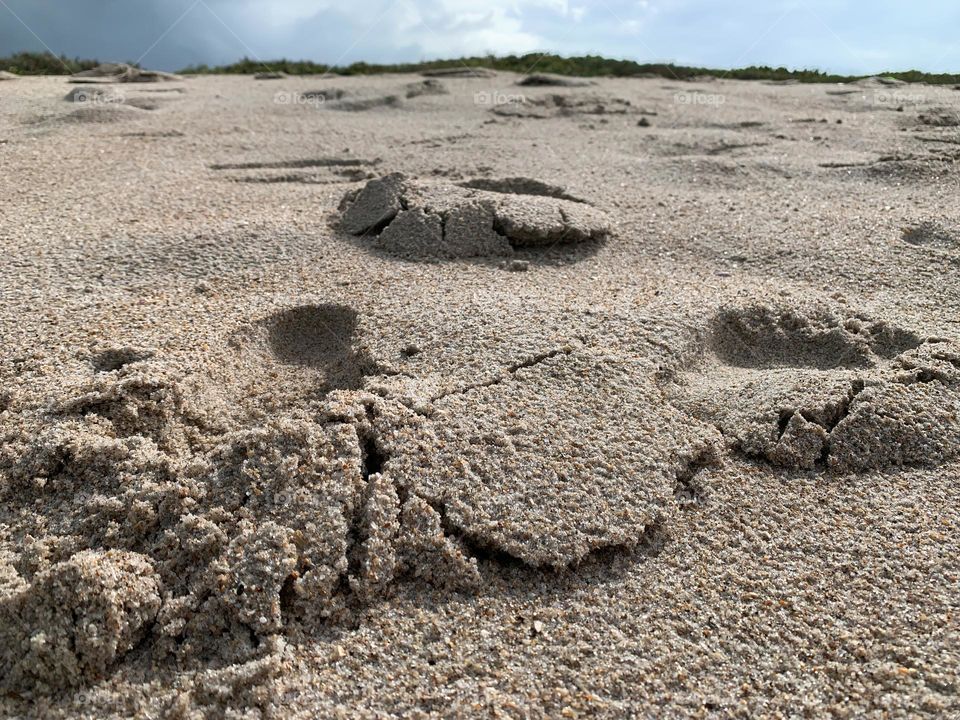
[[0, 51, 115, 75], [3, 50, 959, 85], [179, 53, 960, 85]]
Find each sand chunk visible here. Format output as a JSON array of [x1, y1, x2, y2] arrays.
[[492, 194, 610, 246], [339, 173, 407, 236], [71, 62, 181, 83], [338, 175, 609, 257], [0, 550, 161, 694]]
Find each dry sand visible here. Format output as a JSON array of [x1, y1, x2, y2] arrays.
[[0, 72, 958, 718]]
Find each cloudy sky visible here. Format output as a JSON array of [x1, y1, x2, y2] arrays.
[[1, 0, 957, 74]]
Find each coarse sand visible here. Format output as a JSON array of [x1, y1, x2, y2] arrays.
[[0, 72, 958, 718]]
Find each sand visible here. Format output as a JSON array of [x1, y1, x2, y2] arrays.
[[0, 72, 958, 718]]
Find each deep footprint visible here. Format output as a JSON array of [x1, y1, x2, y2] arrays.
[[674, 297, 960, 471]]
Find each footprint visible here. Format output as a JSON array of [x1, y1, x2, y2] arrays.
[[266, 304, 375, 390], [328, 94, 401, 112], [222, 304, 381, 411], [457, 176, 586, 203], [64, 87, 123, 103], [89, 345, 155, 373], [1, 296, 736, 691], [902, 221, 958, 250], [209, 157, 377, 171], [336, 173, 610, 258], [62, 105, 145, 124], [301, 88, 349, 102], [674, 298, 960, 471], [209, 156, 380, 185]]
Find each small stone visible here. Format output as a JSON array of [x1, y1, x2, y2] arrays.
[[637, 117, 651, 127], [505, 260, 529, 272]]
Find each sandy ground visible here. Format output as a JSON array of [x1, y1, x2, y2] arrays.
[[0, 71, 958, 718]]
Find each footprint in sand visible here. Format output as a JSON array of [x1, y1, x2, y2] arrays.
[[220, 303, 382, 412], [673, 297, 960, 471], [209, 156, 380, 185], [902, 220, 959, 251], [336, 173, 611, 258]]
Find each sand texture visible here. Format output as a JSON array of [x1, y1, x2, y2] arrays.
[[0, 72, 958, 718]]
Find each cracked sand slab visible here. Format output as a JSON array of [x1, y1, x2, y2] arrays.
[[337, 173, 611, 258]]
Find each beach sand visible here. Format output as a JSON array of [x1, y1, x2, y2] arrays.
[[0, 72, 958, 718]]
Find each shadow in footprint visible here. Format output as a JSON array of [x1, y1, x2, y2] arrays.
[[266, 304, 376, 391], [902, 221, 959, 250], [710, 305, 886, 370]]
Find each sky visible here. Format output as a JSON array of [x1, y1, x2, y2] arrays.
[[1, 0, 958, 75]]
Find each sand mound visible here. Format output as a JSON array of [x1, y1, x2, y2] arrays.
[[70, 63, 181, 83], [492, 93, 635, 119], [404, 79, 448, 98], [329, 94, 401, 112], [0, 71, 17, 81], [517, 74, 595, 87], [917, 108, 960, 127], [421, 67, 496, 78], [337, 173, 610, 257], [674, 298, 960, 471]]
